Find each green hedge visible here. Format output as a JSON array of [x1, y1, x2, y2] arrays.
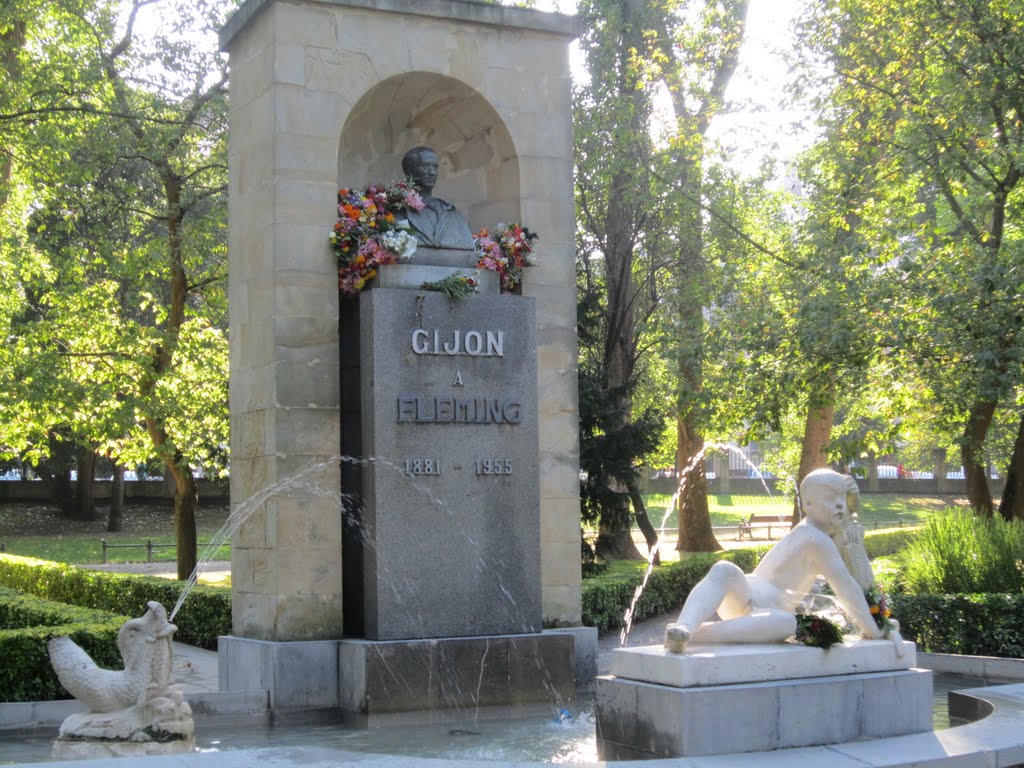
[[863, 527, 920, 558], [0, 555, 230, 650], [582, 547, 768, 633], [0, 586, 126, 702], [892, 592, 1024, 658]]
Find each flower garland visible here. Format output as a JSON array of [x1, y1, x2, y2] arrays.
[[474, 222, 538, 293], [331, 190, 539, 297], [793, 611, 845, 650], [865, 585, 897, 636], [331, 183, 424, 296]]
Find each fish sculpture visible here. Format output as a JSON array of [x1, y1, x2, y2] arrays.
[[48, 601, 194, 748]]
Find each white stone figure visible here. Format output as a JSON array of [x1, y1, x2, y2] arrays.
[[47, 601, 194, 748], [664, 468, 893, 654]]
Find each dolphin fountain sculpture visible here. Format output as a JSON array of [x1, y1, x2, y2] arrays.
[[47, 601, 194, 755]]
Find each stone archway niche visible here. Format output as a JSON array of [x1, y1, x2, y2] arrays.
[[339, 72, 521, 232]]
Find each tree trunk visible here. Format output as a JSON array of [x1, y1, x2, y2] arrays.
[[0, 19, 25, 211], [38, 433, 75, 516], [961, 400, 995, 516], [590, 1, 650, 562], [169, 462, 198, 580], [673, 190, 719, 554], [39, 466, 74, 517], [595, 492, 644, 560], [72, 446, 97, 521], [793, 383, 836, 524], [628, 480, 660, 565], [675, 418, 721, 552], [107, 463, 125, 532], [998, 411, 1024, 522]]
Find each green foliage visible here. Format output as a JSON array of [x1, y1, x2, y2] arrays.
[[578, 360, 665, 526], [796, 0, 1024, 507], [419, 274, 478, 301], [892, 593, 1024, 658], [0, 586, 125, 702], [899, 511, 1024, 594], [0, 0, 231, 562], [0, 554, 230, 649], [862, 527, 921, 559], [581, 547, 768, 633]]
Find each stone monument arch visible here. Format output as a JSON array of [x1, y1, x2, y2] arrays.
[[219, 0, 584, 713], [338, 71, 522, 232]]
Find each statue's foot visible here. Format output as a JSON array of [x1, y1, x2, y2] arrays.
[[664, 624, 691, 654]]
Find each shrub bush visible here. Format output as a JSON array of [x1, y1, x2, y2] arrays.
[[0, 587, 126, 702], [892, 592, 1024, 658], [0, 554, 230, 649], [581, 546, 769, 633], [899, 512, 1024, 594], [863, 527, 920, 559]]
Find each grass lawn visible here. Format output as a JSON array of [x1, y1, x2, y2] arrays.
[[639, 492, 969, 533], [0, 502, 231, 565]]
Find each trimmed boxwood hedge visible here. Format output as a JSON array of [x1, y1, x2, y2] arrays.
[[863, 527, 921, 558], [0, 586, 127, 702], [0, 554, 230, 650], [892, 592, 1024, 658], [581, 546, 769, 633]]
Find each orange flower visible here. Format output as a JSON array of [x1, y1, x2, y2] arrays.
[[870, 605, 880, 615]]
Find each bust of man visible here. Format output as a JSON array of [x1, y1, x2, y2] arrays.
[[401, 146, 475, 250]]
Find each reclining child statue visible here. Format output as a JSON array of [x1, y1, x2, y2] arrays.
[[664, 468, 898, 653]]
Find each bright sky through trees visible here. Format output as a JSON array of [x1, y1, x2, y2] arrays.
[[533, 0, 809, 175]]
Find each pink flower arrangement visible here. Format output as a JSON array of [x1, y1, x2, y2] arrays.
[[331, 182, 425, 297], [473, 222, 538, 293]]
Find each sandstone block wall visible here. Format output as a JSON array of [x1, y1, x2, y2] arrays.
[[223, 0, 581, 639]]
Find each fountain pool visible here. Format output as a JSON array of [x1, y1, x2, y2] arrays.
[[0, 674, 1001, 765]]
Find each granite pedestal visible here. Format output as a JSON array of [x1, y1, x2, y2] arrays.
[[338, 631, 575, 716], [596, 640, 933, 759], [341, 288, 540, 641]]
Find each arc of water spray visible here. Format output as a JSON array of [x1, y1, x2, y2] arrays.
[[169, 453, 465, 621], [618, 448, 707, 646], [169, 452, 536, 624], [618, 442, 792, 647]]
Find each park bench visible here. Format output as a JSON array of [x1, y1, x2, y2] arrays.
[[737, 514, 789, 541]]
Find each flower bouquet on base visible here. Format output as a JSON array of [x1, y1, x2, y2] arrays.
[[331, 182, 424, 297], [865, 584, 897, 636], [793, 611, 845, 650], [474, 222, 538, 294]]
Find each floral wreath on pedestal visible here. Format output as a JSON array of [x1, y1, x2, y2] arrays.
[[330, 183, 423, 297], [331, 182, 537, 297], [473, 223, 538, 294]]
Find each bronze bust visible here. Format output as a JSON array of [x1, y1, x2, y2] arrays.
[[401, 146, 475, 250]]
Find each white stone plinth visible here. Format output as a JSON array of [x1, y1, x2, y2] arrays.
[[611, 638, 917, 688], [596, 667, 934, 759]]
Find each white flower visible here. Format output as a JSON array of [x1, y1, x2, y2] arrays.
[[381, 229, 417, 260]]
